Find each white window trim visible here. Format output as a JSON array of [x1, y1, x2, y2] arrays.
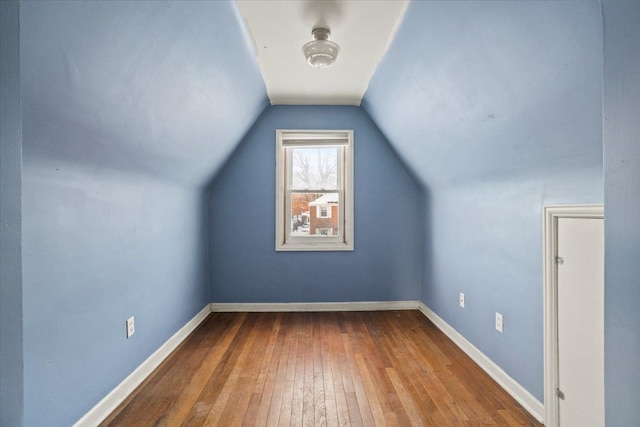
[[276, 129, 354, 251], [316, 205, 332, 219]]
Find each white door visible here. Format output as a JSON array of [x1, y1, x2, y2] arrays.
[[556, 217, 604, 426]]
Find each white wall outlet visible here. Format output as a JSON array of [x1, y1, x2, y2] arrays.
[[126, 316, 135, 338], [495, 312, 503, 333], [459, 292, 465, 308]]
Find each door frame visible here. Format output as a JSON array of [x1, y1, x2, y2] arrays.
[[542, 204, 604, 426]]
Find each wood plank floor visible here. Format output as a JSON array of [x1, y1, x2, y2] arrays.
[[101, 311, 542, 426]]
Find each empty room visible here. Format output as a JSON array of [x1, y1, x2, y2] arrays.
[[1, 0, 638, 426]]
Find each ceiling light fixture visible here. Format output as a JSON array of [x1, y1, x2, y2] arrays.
[[303, 27, 340, 68]]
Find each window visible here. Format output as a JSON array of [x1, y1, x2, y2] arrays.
[[276, 130, 354, 251], [318, 206, 330, 218]]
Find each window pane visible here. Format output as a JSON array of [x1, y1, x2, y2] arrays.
[[276, 129, 353, 252], [290, 192, 340, 237], [290, 147, 338, 190]]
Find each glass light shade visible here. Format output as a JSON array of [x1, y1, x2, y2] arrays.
[[303, 39, 340, 68], [303, 28, 340, 68]]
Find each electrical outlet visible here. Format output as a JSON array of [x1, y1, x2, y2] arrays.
[[495, 312, 503, 333], [459, 293, 465, 308], [126, 316, 135, 338]]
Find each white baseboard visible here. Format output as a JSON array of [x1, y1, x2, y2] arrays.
[[73, 304, 212, 427], [418, 303, 545, 423], [210, 300, 421, 312]]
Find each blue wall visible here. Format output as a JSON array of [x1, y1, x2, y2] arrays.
[[209, 106, 423, 303], [0, 2, 24, 425], [19, 0, 267, 187], [17, 1, 267, 425], [20, 162, 210, 426], [602, 1, 640, 424], [363, 0, 603, 401]]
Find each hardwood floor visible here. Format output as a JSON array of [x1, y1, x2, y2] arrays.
[[101, 311, 542, 426]]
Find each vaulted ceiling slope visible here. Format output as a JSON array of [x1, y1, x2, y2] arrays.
[[20, 0, 603, 190], [20, 0, 268, 187], [363, 0, 603, 189]]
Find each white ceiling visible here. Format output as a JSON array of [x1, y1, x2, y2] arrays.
[[237, 0, 409, 106]]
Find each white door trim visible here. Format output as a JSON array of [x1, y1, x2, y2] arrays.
[[543, 204, 603, 427]]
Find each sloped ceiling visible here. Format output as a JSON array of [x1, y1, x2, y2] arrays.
[[363, 0, 603, 188], [20, 0, 268, 186], [20, 0, 603, 190]]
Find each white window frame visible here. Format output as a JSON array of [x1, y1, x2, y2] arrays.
[[317, 205, 332, 219], [276, 129, 354, 251]]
